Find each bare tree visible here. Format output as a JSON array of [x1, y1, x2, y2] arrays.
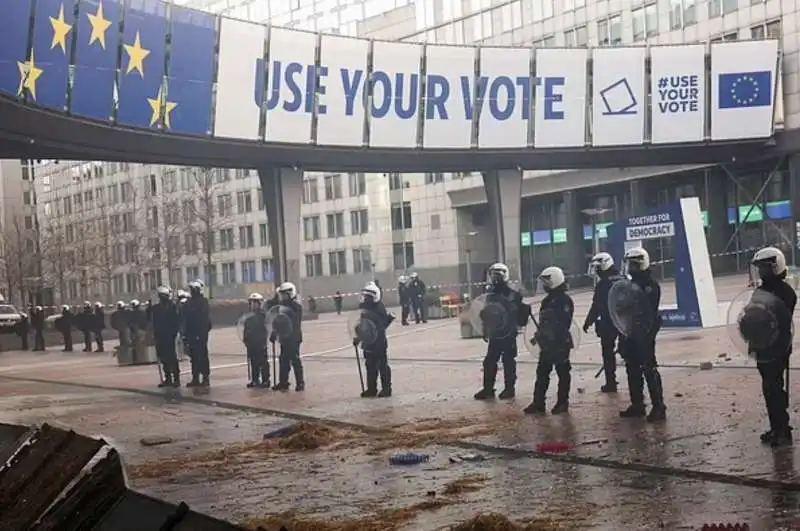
[[186, 167, 230, 298], [39, 215, 70, 304], [1, 215, 40, 304]]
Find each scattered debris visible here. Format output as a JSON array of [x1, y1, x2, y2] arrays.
[[389, 452, 430, 465], [263, 422, 301, 440], [535, 442, 573, 454], [449, 453, 487, 463], [277, 423, 338, 451], [442, 475, 489, 495], [699, 361, 714, 370], [139, 436, 173, 447]]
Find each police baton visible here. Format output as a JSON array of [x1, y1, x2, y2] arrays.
[[353, 345, 365, 393], [271, 342, 277, 385]]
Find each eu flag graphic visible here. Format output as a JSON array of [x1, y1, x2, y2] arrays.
[[72, 0, 123, 121], [718, 71, 772, 109], [0, 0, 32, 98], [117, 0, 169, 129], [29, 0, 75, 110], [166, 6, 215, 135]]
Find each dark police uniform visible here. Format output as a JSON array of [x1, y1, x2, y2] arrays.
[[583, 269, 623, 391], [183, 293, 212, 387], [271, 299, 304, 391], [527, 285, 575, 414], [151, 298, 181, 387], [244, 310, 269, 388], [355, 299, 395, 397]]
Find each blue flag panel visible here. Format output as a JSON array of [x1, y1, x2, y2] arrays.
[[72, 0, 123, 121], [166, 6, 215, 135], [117, 0, 168, 129], [30, 0, 75, 110], [718, 71, 772, 109], [0, 0, 33, 98]]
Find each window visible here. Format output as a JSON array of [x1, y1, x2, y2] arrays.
[[170, 268, 183, 289], [221, 262, 236, 285], [186, 266, 199, 283], [204, 264, 217, 286], [597, 15, 622, 45], [24, 215, 33, 230], [261, 258, 274, 281], [215, 168, 230, 183], [305, 252, 323, 277], [239, 225, 254, 248], [303, 216, 321, 241], [73, 193, 82, 211], [235, 168, 249, 179], [148, 237, 161, 259], [350, 209, 368, 235], [390, 201, 413, 230], [201, 231, 215, 253], [259, 223, 269, 246], [431, 214, 441, 230], [184, 232, 198, 254], [324, 173, 343, 200], [751, 20, 781, 39], [217, 194, 232, 216], [96, 187, 104, 204], [126, 273, 138, 293], [388, 172, 403, 190], [353, 248, 372, 274], [564, 25, 587, 47], [722, 0, 737, 14], [124, 242, 136, 262], [113, 274, 124, 295], [219, 227, 235, 250], [328, 250, 347, 276], [236, 190, 252, 213], [348, 172, 366, 196], [241, 260, 257, 283], [302, 178, 318, 203], [63, 196, 72, 215], [533, 35, 556, 48], [148, 206, 159, 230], [632, 4, 658, 41], [182, 199, 195, 223], [84, 189, 94, 209], [670, 0, 696, 28], [120, 181, 132, 202], [108, 184, 119, 204], [393, 242, 415, 270], [23, 191, 31, 205], [424, 172, 444, 184], [163, 169, 178, 193], [65, 224, 75, 243], [326, 212, 345, 238], [144, 269, 161, 290], [257, 188, 265, 210], [711, 31, 738, 42]]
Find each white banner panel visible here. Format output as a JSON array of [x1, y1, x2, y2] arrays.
[[534, 48, 587, 148], [711, 40, 779, 141], [591, 47, 646, 147], [316, 35, 368, 147], [369, 41, 422, 148], [423, 45, 475, 149], [477, 47, 530, 148], [264, 27, 317, 144], [650, 45, 706, 144], [214, 18, 264, 140]]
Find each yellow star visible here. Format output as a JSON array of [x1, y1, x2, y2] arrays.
[[147, 85, 177, 128], [17, 51, 44, 100], [87, 1, 112, 49], [49, 4, 72, 53], [123, 31, 149, 77]]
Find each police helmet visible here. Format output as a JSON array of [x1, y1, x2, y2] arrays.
[[94, 301, 104, 309], [623, 247, 650, 273], [398, 275, 407, 284], [752, 246, 788, 280], [35, 305, 43, 312], [188, 280, 203, 292], [156, 286, 171, 296], [116, 301, 125, 309], [488, 262, 510, 284], [278, 282, 297, 301], [588, 252, 614, 275], [361, 281, 381, 303], [83, 300, 91, 308], [409, 272, 419, 279], [539, 266, 566, 291], [61, 304, 70, 311], [130, 299, 140, 308]]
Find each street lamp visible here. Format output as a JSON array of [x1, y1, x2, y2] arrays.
[[581, 208, 612, 257], [465, 231, 478, 298]]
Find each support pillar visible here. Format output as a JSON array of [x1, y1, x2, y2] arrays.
[[705, 168, 732, 272], [481, 169, 522, 281], [258, 167, 303, 286], [789, 155, 800, 267], [563, 190, 586, 281], [628, 179, 645, 216]]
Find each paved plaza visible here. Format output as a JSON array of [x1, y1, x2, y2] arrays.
[[1, 274, 800, 529]]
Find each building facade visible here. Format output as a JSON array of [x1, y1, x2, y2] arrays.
[[5, 0, 796, 304]]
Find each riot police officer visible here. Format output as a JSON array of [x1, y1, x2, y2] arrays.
[[619, 247, 667, 422], [16, 311, 29, 350], [354, 281, 395, 397], [584, 252, 623, 393], [270, 282, 305, 392], [749, 246, 797, 446], [93, 302, 105, 352], [474, 262, 527, 401], [151, 286, 181, 388], [243, 293, 270, 389], [128, 299, 148, 363], [184, 280, 212, 387], [525, 266, 575, 415], [398, 276, 410, 326], [31, 306, 45, 351], [407, 272, 427, 324], [111, 301, 129, 353], [176, 290, 189, 361], [55, 305, 74, 352], [78, 302, 93, 352]]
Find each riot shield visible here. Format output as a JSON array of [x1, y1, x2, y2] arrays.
[[466, 293, 515, 340], [726, 288, 790, 361], [347, 309, 384, 347], [523, 318, 582, 355], [607, 279, 657, 340], [266, 305, 297, 342], [235, 312, 255, 342]]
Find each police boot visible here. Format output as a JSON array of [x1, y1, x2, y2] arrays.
[[644, 369, 667, 422], [292, 358, 305, 392], [474, 362, 497, 400], [551, 366, 571, 414], [273, 359, 291, 391], [157, 371, 171, 388], [259, 366, 270, 389], [200, 374, 210, 388], [361, 360, 378, 397], [378, 365, 392, 398], [170, 371, 181, 388], [186, 376, 200, 388], [620, 364, 646, 418], [523, 402, 546, 415], [601, 381, 617, 393]]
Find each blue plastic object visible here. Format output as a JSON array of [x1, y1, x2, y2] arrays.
[[389, 452, 430, 465]]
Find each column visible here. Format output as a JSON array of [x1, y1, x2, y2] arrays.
[[705, 168, 732, 272], [788, 155, 800, 266], [563, 190, 586, 282], [481, 169, 523, 281], [258, 167, 303, 285], [628, 179, 645, 216]]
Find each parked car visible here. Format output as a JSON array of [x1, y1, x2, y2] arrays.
[[0, 304, 24, 334]]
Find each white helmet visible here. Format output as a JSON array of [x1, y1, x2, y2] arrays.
[[156, 286, 171, 296], [188, 280, 203, 292], [116, 300, 125, 309], [62, 304, 70, 311], [623, 247, 650, 273], [248, 292, 265, 301], [35, 305, 43, 311], [538, 266, 566, 291], [94, 301, 104, 308], [361, 281, 381, 303], [278, 282, 297, 300], [130, 299, 140, 307], [20, 312, 27, 319], [488, 262, 510, 283], [752, 246, 788, 278], [409, 272, 419, 279], [398, 275, 407, 284], [83, 300, 91, 307], [177, 289, 188, 299], [588, 252, 614, 275]]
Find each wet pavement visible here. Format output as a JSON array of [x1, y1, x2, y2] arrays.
[[0, 274, 799, 529]]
